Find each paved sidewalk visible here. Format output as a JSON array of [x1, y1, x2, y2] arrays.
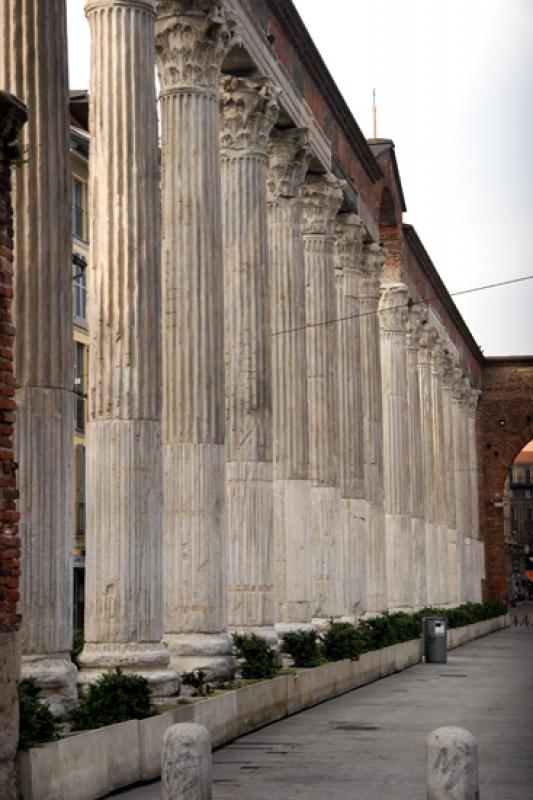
[[113, 623, 533, 800]]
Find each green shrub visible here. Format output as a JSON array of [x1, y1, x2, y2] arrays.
[[71, 667, 152, 731], [180, 669, 213, 697], [280, 630, 322, 667], [71, 629, 84, 662], [232, 633, 278, 680], [322, 621, 361, 662], [18, 679, 58, 751]]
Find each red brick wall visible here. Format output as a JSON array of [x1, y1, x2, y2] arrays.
[[478, 359, 533, 600], [0, 94, 25, 634]]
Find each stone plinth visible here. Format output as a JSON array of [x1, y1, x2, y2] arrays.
[[155, 0, 235, 678]]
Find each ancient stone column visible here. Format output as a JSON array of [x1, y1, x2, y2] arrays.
[[335, 213, 367, 621], [0, 0, 77, 713], [358, 244, 386, 614], [79, 0, 176, 695], [406, 307, 427, 608], [302, 173, 344, 626], [379, 282, 413, 610], [220, 76, 279, 643], [155, 0, 234, 677], [467, 388, 483, 601], [267, 128, 314, 633], [442, 354, 459, 605], [430, 336, 449, 605], [451, 369, 468, 603], [418, 325, 438, 606]]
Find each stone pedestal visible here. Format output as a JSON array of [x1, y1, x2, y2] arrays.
[[335, 214, 367, 620], [267, 129, 313, 632], [360, 245, 386, 614], [303, 174, 344, 625], [0, 0, 76, 714], [155, 0, 235, 678], [79, 0, 176, 694], [220, 76, 279, 643]]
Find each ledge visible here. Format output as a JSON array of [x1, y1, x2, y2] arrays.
[[17, 615, 508, 800]]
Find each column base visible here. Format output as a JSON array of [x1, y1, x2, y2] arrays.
[[274, 622, 315, 636], [229, 625, 278, 648], [21, 653, 78, 719], [342, 498, 368, 620], [77, 642, 178, 697], [366, 502, 387, 613], [385, 513, 413, 610], [311, 617, 342, 634], [412, 517, 427, 608], [310, 485, 344, 620], [165, 633, 234, 680]]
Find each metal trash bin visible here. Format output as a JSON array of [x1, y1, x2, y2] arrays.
[[423, 616, 448, 663]]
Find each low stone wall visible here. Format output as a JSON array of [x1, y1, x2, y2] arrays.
[[17, 615, 508, 800]]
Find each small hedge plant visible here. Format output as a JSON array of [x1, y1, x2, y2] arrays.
[[321, 621, 362, 661], [71, 667, 152, 731], [280, 630, 322, 667], [232, 633, 277, 680], [181, 669, 213, 697], [18, 679, 59, 751]]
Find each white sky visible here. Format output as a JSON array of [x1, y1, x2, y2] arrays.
[[66, 0, 533, 357]]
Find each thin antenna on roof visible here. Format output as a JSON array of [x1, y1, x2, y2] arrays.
[[372, 87, 377, 139]]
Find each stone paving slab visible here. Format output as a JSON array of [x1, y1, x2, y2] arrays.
[[112, 625, 533, 800]]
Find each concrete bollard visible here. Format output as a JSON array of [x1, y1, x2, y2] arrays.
[[427, 726, 479, 800], [161, 723, 212, 800]]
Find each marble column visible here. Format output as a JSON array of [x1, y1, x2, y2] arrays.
[[335, 214, 367, 621], [0, 0, 77, 714], [442, 354, 459, 605], [359, 244, 386, 615], [406, 307, 427, 608], [467, 388, 483, 601], [220, 76, 279, 643], [155, 0, 234, 677], [418, 324, 438, 606], [78, 0, 176, 694], [302, 173, 344, 626], [429, 336, 449, 605], [379, 283, 413, 610], [267, 128, 314, 633], [451, 369, 468, 603]]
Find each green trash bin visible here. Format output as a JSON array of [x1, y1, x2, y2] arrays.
[[423, 616, 448, 663]]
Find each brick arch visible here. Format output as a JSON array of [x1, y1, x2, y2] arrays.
[[478, 357, 533, 600]]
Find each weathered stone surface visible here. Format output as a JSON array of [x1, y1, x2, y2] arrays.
[[162, 723, 212, 800], [426, 726, 479, 800]]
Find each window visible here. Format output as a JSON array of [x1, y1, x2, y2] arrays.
[[72, 178, 88, 241], [74, 342, 86, 431], [73, 257, 87, 323], [75, 444, 86, 536]]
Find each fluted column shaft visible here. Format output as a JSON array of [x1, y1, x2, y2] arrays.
[[155, 0, 234, 677], [303, 174, 344, 624], [0, 0, 76, 713], [418, 328, 438, 604], [335, 214, 367, 620], [267, 129, 313, 630], [451, 373, 468, 602], [379, 283, 412, 610], [79, 0, 176, 693], [467, 389, 483, 601], [429, 339, 448, 604], [359, 244, 386, 613], [406, 308, 427, 607], [442, 358, 459, 604], [220, 76, 278, 641]]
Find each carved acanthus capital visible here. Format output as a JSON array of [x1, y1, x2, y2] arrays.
[[302, 173, 345, 236], [430, 337, 447, 375], [466, 387, 481, 415], [378, 282, 409, 334], [334, 213, 366, 273], [267, 128, 312, 199], [451, 367, 465, 401], [359, 243, 385, 300], [219, 76, 279, 155], [406, 304, 425, 349], [440, 349, 456, 390], [417, 323, 437, 366], [155, 1, 235, 94]]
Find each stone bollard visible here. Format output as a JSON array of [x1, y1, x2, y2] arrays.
[[161, 723, 212, 800], [427, 726, 480, 800]]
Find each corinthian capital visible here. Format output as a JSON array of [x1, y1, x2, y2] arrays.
[[466, 387, 481, 414], [302, 173, 345, 236], [219, 76, 279, 155], [267, 128, 312, 199], [359, 243, 385, 299], [155, 1, 235, 94], [378, 282, 409, 334], [406, 304, 425, 348], [334, 213, 366, 272]]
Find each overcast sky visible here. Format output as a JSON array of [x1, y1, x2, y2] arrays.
[[66, 0, 533, 357]]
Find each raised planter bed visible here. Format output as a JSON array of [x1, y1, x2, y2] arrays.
[[17, 614, 508, 800]]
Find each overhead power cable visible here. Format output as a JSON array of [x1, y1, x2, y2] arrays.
[[270, 274, 533, 337]]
